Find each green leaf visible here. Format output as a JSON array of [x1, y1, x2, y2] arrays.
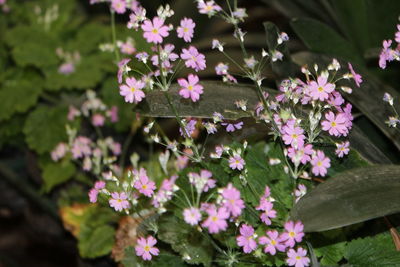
[[314, 241, 346, 266], [23, 105, 69, 154], [41, 160, 76, 193], [0, 73, 43, 121], [290, 18, 363, 64], [5, 26, 58, 68], [78, 225, 116, 258], [157, 214, 213, 266], [291, 165, 400, 232], [137, 81, 261, 120], [345, 231, 400, 266], [122, 249, 189, 267], [0, 115, 25, 149]]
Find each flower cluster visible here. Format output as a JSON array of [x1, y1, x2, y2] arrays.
[[90, 0, 142, 15], [51, 91, 120, 175], [56, 48, 81, 75], [0, 0, 10, 13], [379, 21, 400, 69]]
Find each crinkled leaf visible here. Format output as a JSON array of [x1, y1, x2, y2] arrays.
[[157, 214, 213, 266], [78, 225, 115, 259], [137, 81, 262, 120], [314, 241, 346, 266], [41, 160, 76, 193], [345, 231, 400, 266], [0, 114, 25, 149], [0, 73, 43, 121], [290, 18, 363, 65], [291, 165, 400, 232], [23, 105, 69, 154], [6, 26, 58, 68]]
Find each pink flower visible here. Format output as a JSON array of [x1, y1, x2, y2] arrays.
[[120, 42, 136, 55], [215, 63, 229, 75], [67, 105, 80, 121], [178, 74, 204, 102], [321, 111, 348, 137], [134, 173, 156, 197], [308, 76, 335, 101], [109, 192, 130, 211], [91, 114, 105, 127], [51, 142, 68, 161], [294, 184, 307, 203], [71, 136, 92, 159], [94, 181, 106, 190], [256, 199, 277, 225], [202, 207, 229, 234], [180, 46, 206, 72], [151, 44, 179, 69], [111, 0, 126, 14], [286, 247, 310, 267], [111, 142, 121, 155], [135, 236, 160, 261], [258, 230, 286, 255], [197, 0, 222, 15], [348, 63, 362, 88], [228, 155, 245, 170], [189, 170, 216, 193], [396, 24, 400, 43], [175, 155, 189, 170], [281, 221, 305, 248], [221, 183, 245, 217], [58, 62, 75, 75], [177, 18, 196, 42], [310, 150, 331, 177], [282, 122, 305, 149], [108, 106, 119, 123], [287, 144, 313, 165], [179, 119, 197, 138], [221, 121, 243, 132], [141, 17, 170, 44], [183, 207, 202, 225], [236, 224, 257, 253], [119, 77, 145, 103], [117, 58, 130, 84], [379, 40, 394, 69], [335, 141, 350, 158], [88, 188, 99, 203]]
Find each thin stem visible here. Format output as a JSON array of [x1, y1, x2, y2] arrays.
[[110, 10, 120, 62], [119, 130, 135, 169]]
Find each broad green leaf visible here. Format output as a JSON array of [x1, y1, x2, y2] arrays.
[[0, 115, 25, 149], [137, 81, 262, 120], [5, 26, 58, 68], [291, 165, 400, 232], [78, 225, 116, 258], [157, 214, 213, 266], [23, 105, 69, 154], [331, 0, 370, 52], [290, 18, 363, 65], [345, 231, 400, 266], [314, 241, 346, 266], [0, 73, 43, 121], [41, 160, 76, 193], [122, 249, 189, 267]]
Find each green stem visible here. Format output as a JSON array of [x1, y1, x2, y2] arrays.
[[110, 10, 120, 63]]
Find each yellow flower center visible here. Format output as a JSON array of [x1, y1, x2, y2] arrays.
[[152, 28, 159, 34], [131, 87, 136, 92], [211, 216, 218, 222], [331, 121, 337, 127], [289, 231, 296, 238], [142, 184, 148, 190], [292, 134, 298, 139], [205, 5, 213, 11], [317, 161, 322, 167], [230, 199, 235, 204], [318, 86, 324, 92], [188, 85, 193, 91], [191, 56, 197, 61], [296, 256, 301, 260], [144, 245, 151, 252], [184, 27, 189, 33]]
